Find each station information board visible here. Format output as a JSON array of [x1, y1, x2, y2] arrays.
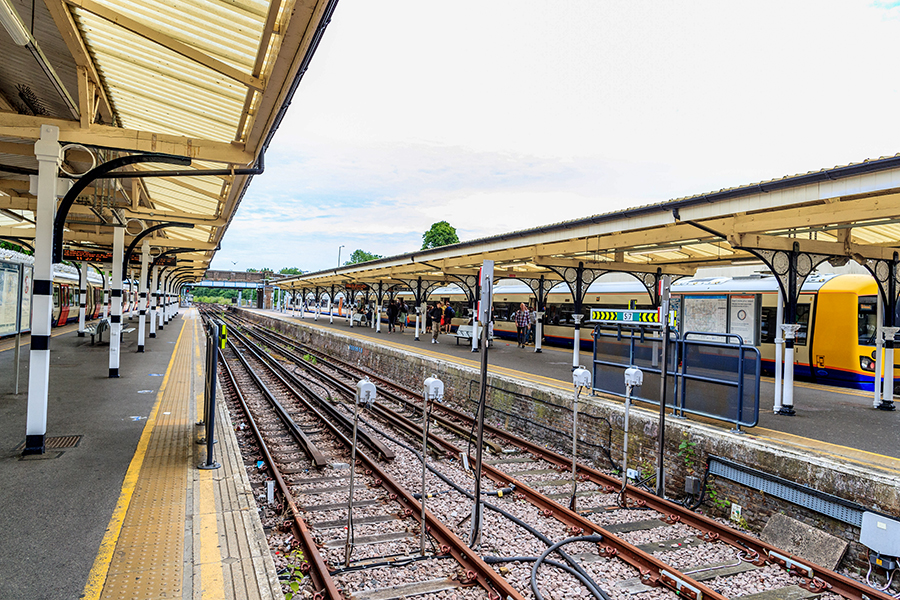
[[63, 249, 176, 266]]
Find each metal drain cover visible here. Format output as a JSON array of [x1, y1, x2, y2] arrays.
[[16, 435, 82, 451]]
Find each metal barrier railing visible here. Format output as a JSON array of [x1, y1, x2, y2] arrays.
[[591, 325, 761, 432], [199, 317, 226, 469]]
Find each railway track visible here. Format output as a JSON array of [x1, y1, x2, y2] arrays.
[[204, 306, 893, 600]]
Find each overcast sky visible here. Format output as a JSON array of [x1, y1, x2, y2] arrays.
[[211, 0, 900, 274]]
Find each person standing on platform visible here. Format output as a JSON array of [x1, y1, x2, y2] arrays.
[[431, 302, 444, 343], [514, 303, 530, 348], [425, 303, 433, 333], [387, 299, 398, 333], [398, 300, 408, 333], [443, 303, 455, 334]]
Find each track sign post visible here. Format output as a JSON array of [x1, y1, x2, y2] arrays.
[[470, 260, 493, 549], [656, 276, 671, 497]]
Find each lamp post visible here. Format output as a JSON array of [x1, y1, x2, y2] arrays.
[[570, 366, 591, 510], [345, 377, 376, 567], [338, 245, 345, 267], [421, 375, 444, 555]]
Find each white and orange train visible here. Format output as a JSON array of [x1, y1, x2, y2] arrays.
[[301, 272, 887, 392]]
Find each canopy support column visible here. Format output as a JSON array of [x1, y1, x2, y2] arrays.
[[109, 226, 125, 378], [137, 240, 149, 352], [149, 265, 159, 338], [24, 125, 61, 456]]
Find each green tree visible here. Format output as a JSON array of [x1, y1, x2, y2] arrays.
[[421, 221, 459, 250], [345, 249, 382, 265], [279, 267, 303, 275], [0, 240, 32, 255]]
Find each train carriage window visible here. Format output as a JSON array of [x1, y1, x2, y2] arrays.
[[53, 286, 59, 308], [859, 295, 878, 346], [760, 303, 810, 345]]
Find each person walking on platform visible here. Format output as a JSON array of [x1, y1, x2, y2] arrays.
[[425, 304, 433, 333], [431, 302, 444, 343], [387, 299, 398, 333], [514, 303, 531, 348]]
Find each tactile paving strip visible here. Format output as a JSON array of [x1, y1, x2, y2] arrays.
[[100, 322, 193, 600]]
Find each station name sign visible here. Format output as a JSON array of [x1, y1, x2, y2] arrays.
[[344, 283, 368, 291], [63, 249, 176, 266]]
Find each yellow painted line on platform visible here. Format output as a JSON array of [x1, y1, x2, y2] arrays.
[[197, 401, 226, 598], [81, 318, 188, 600], [749, 427, 900, 475], [0, 322, 83, 353]]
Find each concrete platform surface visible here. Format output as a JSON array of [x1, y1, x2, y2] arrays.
[[255, 308, 900, 473], [0, 308, 280, 600]]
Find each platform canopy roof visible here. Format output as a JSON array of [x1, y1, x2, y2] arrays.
[[278, 154, 900, 298], [0, 0, 336, 279]]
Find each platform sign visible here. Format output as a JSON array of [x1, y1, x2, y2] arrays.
[[729, 295, 758, 346], [683, 295, 728, 342]]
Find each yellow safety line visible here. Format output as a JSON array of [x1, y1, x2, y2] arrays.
[[81, 317, 188, 600], [749, 427, 900, 475], [282, 315, 900, 471], [0, 323, 84, 353], [195, 309, 225, 597]]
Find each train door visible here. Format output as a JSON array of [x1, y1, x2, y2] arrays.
[[792, 294, 814, 378], [92, 287, 102, 319], [57, 285, 70, 326], [52, 284, 61, 326]]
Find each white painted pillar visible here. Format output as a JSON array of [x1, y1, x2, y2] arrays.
[[109, 227, 125, 378], [535, 311, 545, 353], [102, 268, 109, 320], [329, 297, 334, 324], [137, 240, 149, 352], [24, 124, 61, 455], [314, 298, 319, 320], [349, 300, 354, 327], [572, 313, 583, 369], [149, 265, 159, 338], [882, 326, 899, 409], [77, 262, 87, 335], [157, 272, 165, 330], [773, 292, 784, 413], [126, 267, 133, 319], [375, 303, 381, 333], [414, 305, 421, 341], [874, 293, 883, 408], [779, 324, 801, 415]]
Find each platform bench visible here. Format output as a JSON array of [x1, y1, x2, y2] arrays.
[[120, 327, 136, 341], [352, 313, 368, 327], [454, 325, 494, 346], [88, 319, 110, 345]]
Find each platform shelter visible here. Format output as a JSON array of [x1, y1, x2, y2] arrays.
[[0, 0, 338, 454], [277, 156, 900, 417]]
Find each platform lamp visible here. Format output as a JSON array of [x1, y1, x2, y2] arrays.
[[345, 378, 376, 567], [421, 375, 444, 556]]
